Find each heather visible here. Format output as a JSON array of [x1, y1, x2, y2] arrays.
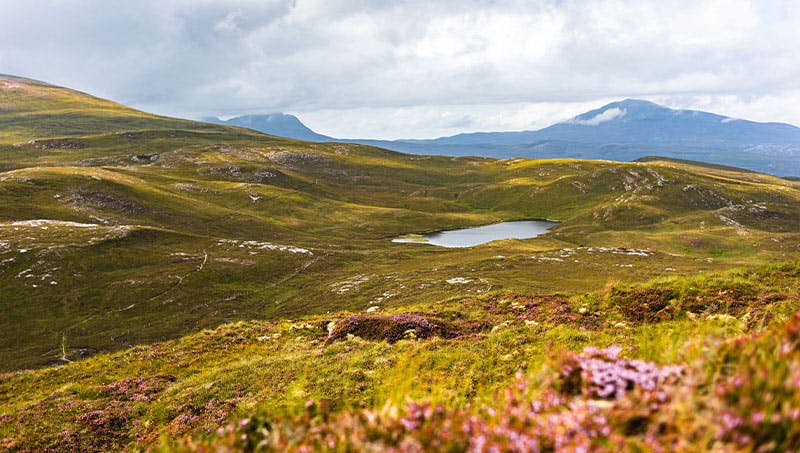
[[1, 262, 799, 451], [2, 76, 800, 451], [169, 312, 800, 451]]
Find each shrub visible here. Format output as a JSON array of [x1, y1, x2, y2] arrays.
[[173, 345, 684, 451]]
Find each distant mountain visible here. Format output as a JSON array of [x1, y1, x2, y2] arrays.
[[421, 99, 800, 147], [350, 100, 800, 177], [206, 113, 334, 142], [210, 100, 800, 176]]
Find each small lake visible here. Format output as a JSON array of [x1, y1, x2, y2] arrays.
[[392, 220, 559, 248]]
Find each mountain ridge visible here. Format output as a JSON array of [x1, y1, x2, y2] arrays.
[[217, 99, 800, 176], [399, 99, 800, 145], [7, 72, 798, 176]]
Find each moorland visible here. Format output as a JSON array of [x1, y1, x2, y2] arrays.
[[1, 75, 799, 451]]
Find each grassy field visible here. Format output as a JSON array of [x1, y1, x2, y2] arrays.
[[2, 262, 799, 450], [1, 75, 800, 451]]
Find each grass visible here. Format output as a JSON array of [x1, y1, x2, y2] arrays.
[[1, 134, 796, 370], [0, 261, 798, 450], [1, 75, 800, 450]]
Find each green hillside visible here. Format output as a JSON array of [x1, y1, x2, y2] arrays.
[[1, 76, 800, 451]]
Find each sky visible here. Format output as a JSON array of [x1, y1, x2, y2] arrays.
[[1, 0, 799, 139]]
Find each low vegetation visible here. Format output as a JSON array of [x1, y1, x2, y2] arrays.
[[1, 75, 800, 450], [1, 262, 798, 451]]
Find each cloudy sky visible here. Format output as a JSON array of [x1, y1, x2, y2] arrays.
[[1, 0, 799, 139]]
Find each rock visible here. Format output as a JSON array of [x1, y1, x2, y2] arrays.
[[131, 154, 159, 163], [325, 314, 460, 345], [446, 277, 473, 284]]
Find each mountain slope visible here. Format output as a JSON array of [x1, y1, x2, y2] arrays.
[[2, 261, 799, 451], [0, 74, 245, 144]]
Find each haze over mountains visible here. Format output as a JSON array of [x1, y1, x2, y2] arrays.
[[214, 100, 800, 177]]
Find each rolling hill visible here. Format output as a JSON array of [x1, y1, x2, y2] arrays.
[[0, 74, 239, 145], [2, 75, 800, 451]]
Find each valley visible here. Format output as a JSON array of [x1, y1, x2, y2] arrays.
[[1, 75, 800, 451]]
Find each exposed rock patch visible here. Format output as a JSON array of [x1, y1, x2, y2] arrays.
[[325, 314, 461, 344], [131, 154, 159, 163], [266, 150, 329, 167], [22, 139, 85, 150], [330, 274, 372, 293], [205, 166, 282, 183], [67, 188, 147, 215], [217, 239, 312, 255]]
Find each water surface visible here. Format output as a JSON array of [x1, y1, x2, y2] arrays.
[[392, 220, 558, 248]]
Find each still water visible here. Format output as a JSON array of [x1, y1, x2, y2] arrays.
[[392, 220, 559, 248]]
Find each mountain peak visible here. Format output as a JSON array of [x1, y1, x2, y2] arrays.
[[612, 98, 661, 108], [569, 99, 672, 125], [206, 113, 333, 142], [230, 113, 301, 124]]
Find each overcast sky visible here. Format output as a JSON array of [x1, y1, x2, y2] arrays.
[[1, 0, 799, 139]]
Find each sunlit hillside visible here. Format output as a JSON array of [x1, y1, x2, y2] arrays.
[[1, 76, 799, 451]]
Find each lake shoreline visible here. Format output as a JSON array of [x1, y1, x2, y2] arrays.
[[392, 219, 560, 248]]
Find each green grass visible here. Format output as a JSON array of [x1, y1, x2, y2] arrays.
[[1, 76, 800, 371], [1, 261, 798, 450], [1, 75, 800, 450]]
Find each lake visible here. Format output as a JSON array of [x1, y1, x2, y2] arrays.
[[392, 220, 559, 248]]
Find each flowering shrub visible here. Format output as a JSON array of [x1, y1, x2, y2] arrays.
[[173, 345, 684, 452], [70, 401, 131, 450], [610, 288, 676, 324], [165, 398, 239, 435], [173, 316, 800, 452], [560, 346, 682, 399], [707, 312, 800, 450], [102, 375, 176, 402], [484, 294, 602, 330]]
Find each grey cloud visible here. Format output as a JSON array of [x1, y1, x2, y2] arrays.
[[1, 0, 799, 138]]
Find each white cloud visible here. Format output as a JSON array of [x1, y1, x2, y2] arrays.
[[299, 100, 619, 139], [569, 108, 626, 126], [651, 91, 800, 126], [1, 0, 799, 138], [214, 11, 243, 33]]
